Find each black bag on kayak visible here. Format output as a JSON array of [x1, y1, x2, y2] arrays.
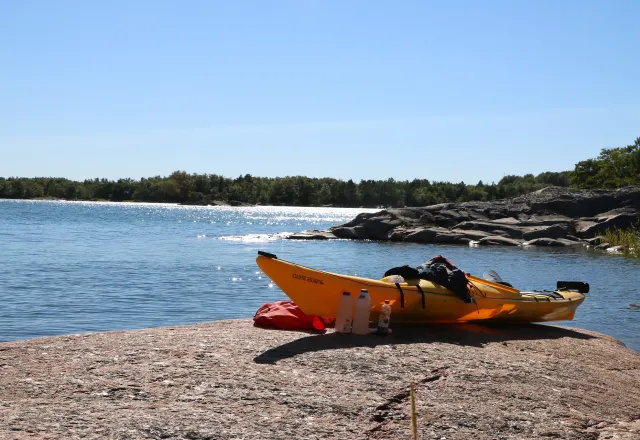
[[384, 255, 473, 303], [419, 262, 473, 303], [383, 265, 420, 280]]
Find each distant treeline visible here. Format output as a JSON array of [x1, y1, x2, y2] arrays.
[[0, 172, 571, 207], [1, 137, 638, 208]]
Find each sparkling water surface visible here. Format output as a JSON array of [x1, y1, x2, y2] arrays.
[[1, 199, 638, 351]]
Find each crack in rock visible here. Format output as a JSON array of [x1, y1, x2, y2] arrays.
[[368, 369, 447, 434]]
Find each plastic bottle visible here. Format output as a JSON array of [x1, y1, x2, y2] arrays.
[[352, 289, 372, 335], [377, 300, 392, 334], [335, 292, 353, 333]]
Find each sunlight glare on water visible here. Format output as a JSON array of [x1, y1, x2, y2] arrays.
[[0, 199, 638, 351]]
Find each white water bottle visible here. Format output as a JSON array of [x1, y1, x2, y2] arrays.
[[352, 289, 372, 335], [335, 292, 353, 333]]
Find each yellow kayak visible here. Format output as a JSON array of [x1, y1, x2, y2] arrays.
[[256, 251, 586, 324]]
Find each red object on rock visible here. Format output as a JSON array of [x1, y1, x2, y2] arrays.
[[253, 301, 333, 332]]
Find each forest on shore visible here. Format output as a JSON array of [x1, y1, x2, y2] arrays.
[[1, 137, 638, 208]]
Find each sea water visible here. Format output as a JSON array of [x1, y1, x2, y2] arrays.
[[0, 199, 638, 351]]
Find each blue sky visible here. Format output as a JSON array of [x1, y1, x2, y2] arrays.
[[1, 0, 638, 184]]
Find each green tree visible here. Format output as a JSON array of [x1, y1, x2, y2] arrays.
[[169, 171, 193, 201], [570, 137, 640, 188]]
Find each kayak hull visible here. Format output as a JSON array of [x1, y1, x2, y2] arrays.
[[256, 254, 585, 324]]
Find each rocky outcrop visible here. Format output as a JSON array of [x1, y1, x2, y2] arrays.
[[1, 319, 639, 439], [290, 186, 640, 250]]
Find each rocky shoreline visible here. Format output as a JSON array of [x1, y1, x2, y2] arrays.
[[1, 319, 639, 439], [288, 186, 640, 253]]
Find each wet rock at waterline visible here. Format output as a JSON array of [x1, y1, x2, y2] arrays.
[[477, 235, 523, 246], [287, 230, 338, 240]]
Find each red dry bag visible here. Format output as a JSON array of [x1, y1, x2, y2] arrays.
[[253, 301, 330, 332]]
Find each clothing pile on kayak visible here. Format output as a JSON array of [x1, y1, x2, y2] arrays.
[[383, 255, 474, 303]]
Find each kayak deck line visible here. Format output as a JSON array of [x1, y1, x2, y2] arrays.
[[257, 251, 581, 303]]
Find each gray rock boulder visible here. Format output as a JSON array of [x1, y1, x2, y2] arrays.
[[453, 229, 492, 240], [586, 236, 606, 246], [404, 227, 465, 244], [522, 214, 575, 226], [577, 209, 639, 238], [331, 210, 420, 240], [332, 225, 368, 240], [287, 186, 640, 250], [287, 230, 337, 240], [524, 238, 569, 247], [522, 224, 572, 240], [477, 236, 523, 246], [453, 220, 527, 239]]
